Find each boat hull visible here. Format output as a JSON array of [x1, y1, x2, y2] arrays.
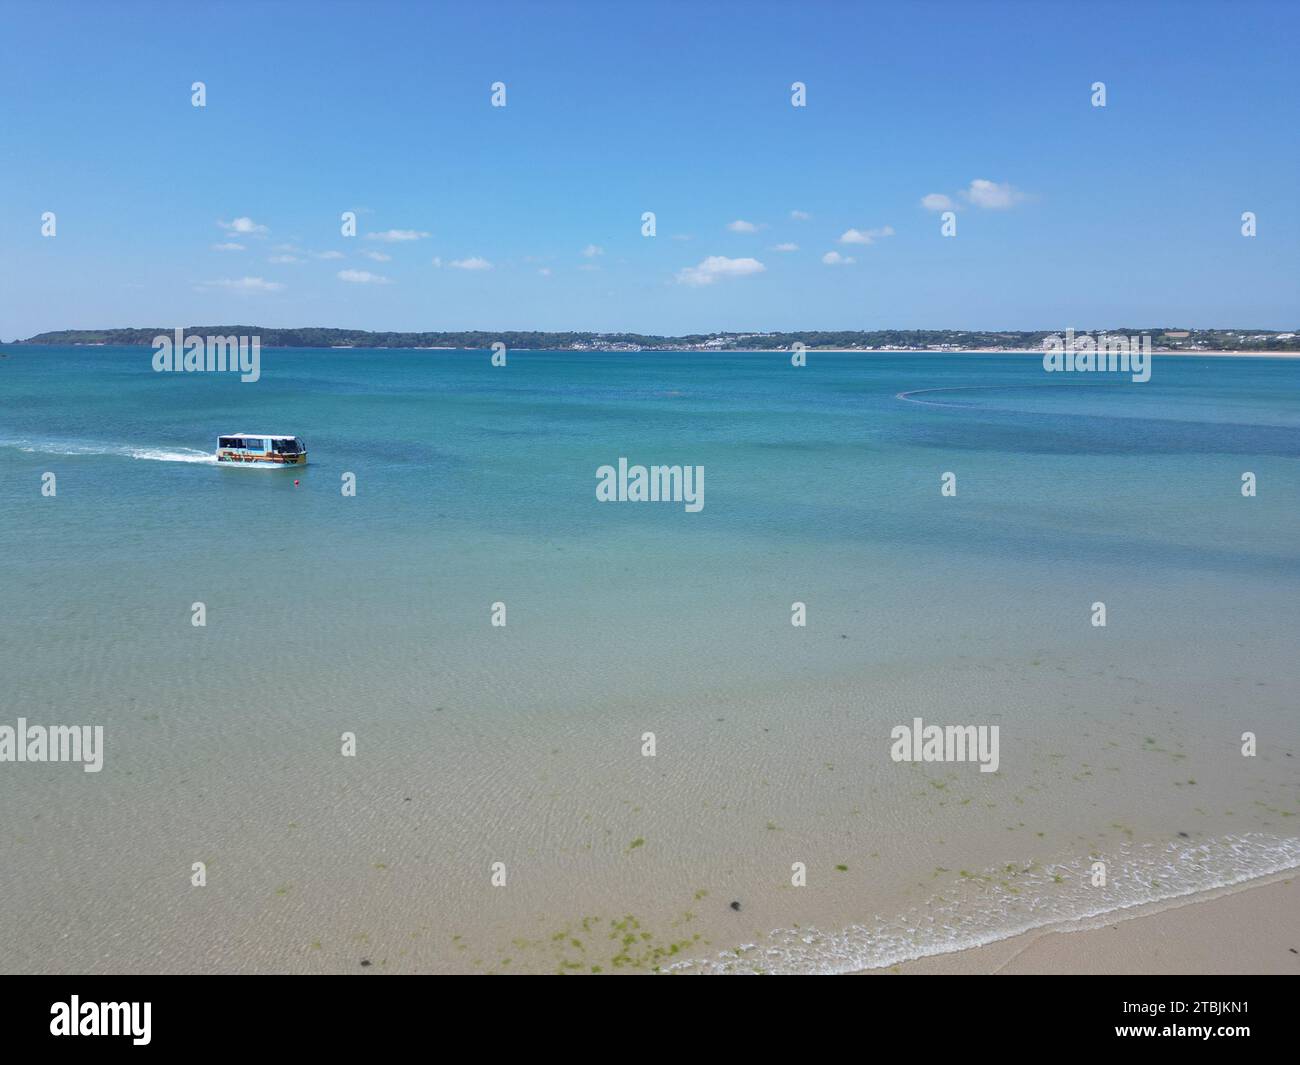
[[216, 452, 307, 467]]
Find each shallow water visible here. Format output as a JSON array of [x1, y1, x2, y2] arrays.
[[1, 347, 1297, 973]]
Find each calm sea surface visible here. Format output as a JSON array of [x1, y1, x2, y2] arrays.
[[2, 346, 1297, 973]]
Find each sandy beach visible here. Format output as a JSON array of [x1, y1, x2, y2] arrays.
[[863, 874, 1300, 975]]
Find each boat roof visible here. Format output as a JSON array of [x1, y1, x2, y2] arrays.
[[221, 433, 300, 440]]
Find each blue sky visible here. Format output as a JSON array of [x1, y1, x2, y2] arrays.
[[1, 0, 1296, 339]]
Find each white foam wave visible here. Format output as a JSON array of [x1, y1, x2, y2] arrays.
[[668, 832, 1300, 975], [3, 438, 216, 463], [123, 447, 216, 464]]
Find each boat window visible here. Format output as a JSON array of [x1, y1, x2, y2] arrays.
[[221, 436, 302, 452]]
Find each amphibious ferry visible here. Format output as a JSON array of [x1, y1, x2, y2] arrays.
[[216, 434, 307, 467]]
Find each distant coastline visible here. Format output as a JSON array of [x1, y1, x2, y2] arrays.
[[9, 326, 1300, 354]]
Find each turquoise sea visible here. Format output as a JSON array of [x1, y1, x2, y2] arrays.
[[2, 346, 1298, 973]]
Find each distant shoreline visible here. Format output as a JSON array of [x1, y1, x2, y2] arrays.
[[6, 345, 1300, 359], [739, 348, 1300, 358], [10, 326, 1299, 355]]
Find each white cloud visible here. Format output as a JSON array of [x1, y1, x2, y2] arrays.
[[790, 210, 811, 221], [431, 257, 443, 268], [315, 250, 345, 260], [726, 219, 763, 233], [365, 229, 430, 242], [920, 193, 955, 212], [267, 254, 302, 264], [964, 179, 1025, 209], [838, 226, 894, 245], [538, 267, 552, 276], [337, 269, 392, 284], [449, 256, 492, 270], [771, 242, 799, 252], [197, 276, 284, 293], [675, 255, 766, 286], [582, 244, 604, 258], [361, 250, 392, 262], [821, 251, 855, 265], [218, 217, 269, 235], [212, 242, 245, 252]]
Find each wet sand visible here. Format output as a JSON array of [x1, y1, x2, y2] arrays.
[[862, 874, 1300, 974]]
